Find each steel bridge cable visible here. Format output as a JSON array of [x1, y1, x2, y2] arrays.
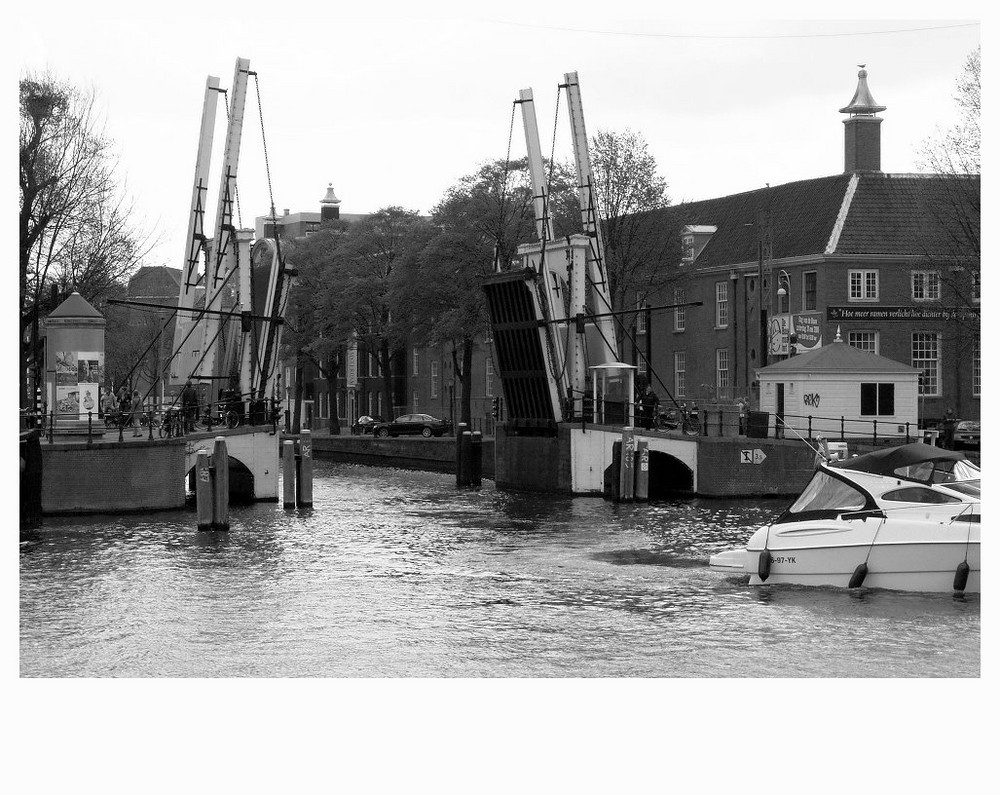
[[494, 100, 518, 271]]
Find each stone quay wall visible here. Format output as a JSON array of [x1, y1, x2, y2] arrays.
[[309, 434, 496, 480]]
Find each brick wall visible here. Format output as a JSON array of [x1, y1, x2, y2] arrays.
[[695, 436, 817, 497], [41, 439, 187, 514], [493, 426, 570, 492], [311, 434, 495, 479]]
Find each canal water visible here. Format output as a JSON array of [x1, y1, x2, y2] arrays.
[[20, 461, 980, 677]]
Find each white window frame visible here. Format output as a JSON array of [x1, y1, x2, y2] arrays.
[[674, 287, 686, 332], [912, 332, 941, 397], [716, 348, 730, 393], [637, 353, 647, 376], [636, 301, 647, 335], [485, 357, 495, 398], [430, 360, 439, 399], [413, 390, 419, 411], [847, 330, 880, 355], [849, 269, 879, 301], [674, 352, 686, 398], [412, 347, 419, 376], [803, 270, 817, 311], [973, 344, 981, 398], [715, 282, 729, 328], [911, 270, 941, 301]]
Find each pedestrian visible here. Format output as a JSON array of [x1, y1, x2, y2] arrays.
[[131, 390, 143, 436], [641, 386, 659, 429], [181, 380, 199, 433], [118, 387, 132, 428]]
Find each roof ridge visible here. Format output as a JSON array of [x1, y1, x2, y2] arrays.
[[826, 173, 859, 254]]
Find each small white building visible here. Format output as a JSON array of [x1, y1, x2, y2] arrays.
[[755, 333, 920, 440]]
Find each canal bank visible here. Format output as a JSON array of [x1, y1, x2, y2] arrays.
[[307, 433, 496, 480]]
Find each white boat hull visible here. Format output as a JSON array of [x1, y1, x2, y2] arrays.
[[710, 520, 980, 594]]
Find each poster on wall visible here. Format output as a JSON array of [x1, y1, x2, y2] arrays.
[[77, 351, 102, 418], [793, 313, 822, 352], [767, 316, 790, 356]]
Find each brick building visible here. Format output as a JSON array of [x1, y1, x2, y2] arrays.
[[268, 186, 499, 434], [629, 67, 979, 427]]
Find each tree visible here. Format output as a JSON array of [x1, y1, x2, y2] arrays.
[[282, 220, 353, 431], [590, 128, 672, 330], [19, 72, 155, 408], [393, 157, 578, 427]]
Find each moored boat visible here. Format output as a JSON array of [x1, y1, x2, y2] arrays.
[[709, 443, 980, 593]]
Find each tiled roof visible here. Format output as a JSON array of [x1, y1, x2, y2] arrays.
[[835, 173, 980, 256], [628, 171, 978, 266], [128, 266, 182, 297], [758, 339, 918, 374], [48, 291, 103, 319]]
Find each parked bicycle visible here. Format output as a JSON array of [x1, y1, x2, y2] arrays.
[[654, 403, 700, 436]]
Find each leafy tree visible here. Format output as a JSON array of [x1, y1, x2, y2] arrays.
[[282, 220, 352, 431], [393, 157, 578, 426], [590, 128, 672, 354], [19, 72, 155, 408]]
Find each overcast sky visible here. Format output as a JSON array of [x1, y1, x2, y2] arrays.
[[14, 3, 983, 271]]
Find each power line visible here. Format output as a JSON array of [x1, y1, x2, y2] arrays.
[[485, 20, 979, 40]]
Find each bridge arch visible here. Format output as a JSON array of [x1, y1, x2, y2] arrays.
[[185, 455, 255, 503], [647, 450, 694, 498]]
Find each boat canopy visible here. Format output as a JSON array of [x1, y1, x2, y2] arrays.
[[831, 443, 975, 481]]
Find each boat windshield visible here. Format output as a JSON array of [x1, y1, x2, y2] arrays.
[[937, 480, 981, 499], [788, 471, 867, 514], [893, 458, 981, 484]]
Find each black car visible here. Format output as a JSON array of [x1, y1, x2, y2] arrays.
[[351, 415, 382, 435], [374, 413, 451, 438]]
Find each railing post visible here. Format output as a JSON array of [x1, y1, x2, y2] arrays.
[[118, 415, 124, 443], [808, 416, 813, 438], [906, 422, 911, 443], [87, 411, 93, 446], [873, 420, 878, 446], [841, 416, 845, 439], [49, 411, 54, 444]]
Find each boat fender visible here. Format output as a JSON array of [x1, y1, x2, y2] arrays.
[[848, 562, 868, 589], [954, 561, 970, 592], [757, 549, 772, 582]]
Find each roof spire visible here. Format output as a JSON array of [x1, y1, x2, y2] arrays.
[[839, 65, 887, 116]]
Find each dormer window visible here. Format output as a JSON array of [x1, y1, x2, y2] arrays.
[[680, 225, 717, 265], [681, 235, 694, 263]]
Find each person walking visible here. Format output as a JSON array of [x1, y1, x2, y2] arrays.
[[118, 387, 132, 431], [131, 390, 143, 437], [181, 381, 199, 434]]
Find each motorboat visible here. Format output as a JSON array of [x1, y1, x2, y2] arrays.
[[709, 443, 980, 593]]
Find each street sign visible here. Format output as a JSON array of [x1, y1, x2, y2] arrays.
[[740, 449, 768, 464]]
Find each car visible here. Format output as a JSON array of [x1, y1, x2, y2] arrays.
[[374, 413, 451, 438], [351, 415, 382, 435], [952, 419, 980, 450]]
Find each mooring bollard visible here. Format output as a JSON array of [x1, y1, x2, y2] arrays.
[[635, 440, 649, 502], [455, 422, 468, 487], [195, 449, 213, 531], [460, 430, 473, 488], [469, 431, 483, 489], [297, 429, 313, 507], [619, 427, 636, 503], [212, 436, 230, 531], [282, 439, 296, 508]]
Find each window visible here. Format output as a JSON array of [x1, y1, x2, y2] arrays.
[[636, 302, 647, 334], [973, 344, 981, 397], [412, 390, 419, 411], [912, 332, 940, 396], [430, 361, 439, 398], [377, 392, 383, 417], [715, 282, 729, 327], [412, 348, 419, 376], [369, 352, 379, 377], [803, 271, 817, 311], [319, 392, 327, 419], [848, 330, 879, 355], [972, 270, 981, 303], [911, 271, 940, 301], [485, 357, 495, 397], [716, 348, 730, 393], [674, 287, 686, 332], [681, 235, 694, 263], [849, 269, 879, 301], [674, 352, 686, 398], [883, 487, 960, 504], [637, 353, 647, 376], [860, 382, 895, 416], [367, 392, 374, 416]]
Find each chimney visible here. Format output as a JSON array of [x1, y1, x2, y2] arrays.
[[320, 182, 341, 222], [839, 65, 886, 173]]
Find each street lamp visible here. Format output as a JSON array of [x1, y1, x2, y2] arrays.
[[776, 269, 790, 300]]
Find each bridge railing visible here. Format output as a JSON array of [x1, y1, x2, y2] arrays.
[[26, 396, 282, 445]]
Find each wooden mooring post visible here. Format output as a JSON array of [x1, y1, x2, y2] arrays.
[[469, 430, 483, 489], [211, 437, 230, 531], [195, 449, 213, 531], [282, 439, 296, 509], [297, 429, 314, 508]]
